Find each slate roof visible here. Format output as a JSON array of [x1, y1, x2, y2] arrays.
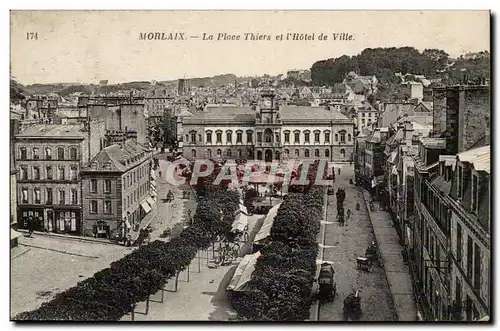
[[280, 106, 350, 121], [420, 137, 446, 149], [185, 106, 254, 123], [457, 145, 490, 173], [431, 175, 452, 196], [83, 139, 149, 173], [15, 124, 87, 139]]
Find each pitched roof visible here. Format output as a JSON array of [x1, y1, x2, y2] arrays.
[[280, 106, 350, 122], [457, 145, 490, 173], [186, 106, 254, 123], [15, 124, 87, 139], [84, 140, 149, 173]]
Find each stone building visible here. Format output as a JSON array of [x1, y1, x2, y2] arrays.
[[182, 89, 354, 162], [87, 101, 148, 145], [14, 121, 105, 235], [80, 139, 155, 239], [432, 85, 490, 154], [412, 142, 490, 321]]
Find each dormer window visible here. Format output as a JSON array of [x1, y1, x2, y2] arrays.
[[90, 162, 99, 170], [471, 174, 479, 214]]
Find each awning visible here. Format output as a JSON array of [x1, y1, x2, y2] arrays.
[[231, 212, 248, 233], [150, 170, 156, 179], [141, 200, 152, 214], [146, 197, 155, 207], [254, 203, 281, 243], [11, 229, 21, 240], [151, 190, 158, 197], [227, 251, 261, 292]]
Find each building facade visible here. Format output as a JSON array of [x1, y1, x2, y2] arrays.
[[412, 142, 490, 321], [182, 89, 354, 162], [14, 122, 105, 235], [81, 139, 155, 239]]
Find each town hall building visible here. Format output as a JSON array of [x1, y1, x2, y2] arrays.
[[182, 89, 354, 162]]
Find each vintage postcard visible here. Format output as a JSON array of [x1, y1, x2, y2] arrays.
[[9, 10, 491, 322]]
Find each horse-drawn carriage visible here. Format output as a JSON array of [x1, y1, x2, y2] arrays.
[[316, 262, 337, 301], [343, 290, 362, 315]]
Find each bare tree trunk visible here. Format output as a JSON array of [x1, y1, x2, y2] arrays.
[[160, 286, 165, 303], [198, 250, 201, 272], [145, 295, 150, 315], [174, 271, 179, 291], [131, 304, 136, 321], [186, 265, 190, 282]]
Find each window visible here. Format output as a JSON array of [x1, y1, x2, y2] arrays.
[[32, 148, 39, 160], [206, 149, 212, 158], [237, 149, 242, 157], [90, 179, 97, 193], [361, 119, 365, 125], [348, 134, 352, 142], [227, 149, 232, 157], [471, 175, 478, 213], [340, 149, 346, 158], [90, 200, 98, 214], [284, 149, 289, 158], [226, 131, 232, 144], [70, 166, 78, 180], [190, 132, 196, 143], [58, 167, 65, 180], [294, 149, 299, 157], [457, 165, 463, 199], [304, 131, 310, 143], [340, 131, 346, 143], [198, 134, 202, 142], [473, 243, 481, 290], [368, 112, 372, 117], [304, 149, 310, 157], [206, 131, 212, 144], [104, 200, 112, 214], [314, 131, 320, 143], [192, 149, 196, 158], [20, 148, 27, 160], [315, 149, 320, 157], [466, 236, 473, 279], [217, 149, 222, 156], [185, 134, 189, 142], [71, 189, 78, 205], [294, 131, 300, 143], [59, 189, 65, 205], [19, 166, 27, 180], [34, 188, 41, 204], [104, 179, 111, 193], [44, 166, 52, 180], [257, 132, 262, 143], [236, 131, 243, 143], [45, 148, 52, 160], [325, 149, 330, 158], [335, 134, 339, 142], [284, 131, 290, 143], [46, 188, 53, 204], [246, 131, 253, 143], [275, 133, 280, 143], [216, 131, 222, 144], [21, 188, 28, 203], [70, 147, 77, 160], [33, 166, 40, 180], [58, 147, 64, 160]]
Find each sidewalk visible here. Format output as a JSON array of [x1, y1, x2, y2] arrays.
[[361, 189, 417, 321]]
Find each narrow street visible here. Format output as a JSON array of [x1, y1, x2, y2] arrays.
[[318, 164, 397, 321]]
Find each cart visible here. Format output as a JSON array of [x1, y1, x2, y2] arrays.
[[318, 262, 337, 301], [343, 290, 362, 314], [356, 257, 373, 272]]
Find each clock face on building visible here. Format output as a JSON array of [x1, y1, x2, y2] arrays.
[[263, 99, 272, 107]]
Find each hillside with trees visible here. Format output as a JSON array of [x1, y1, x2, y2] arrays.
[[311, 47, 490, 101]]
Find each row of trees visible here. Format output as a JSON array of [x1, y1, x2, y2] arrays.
[[232, 187, 324, 320], [15, 188, 240, 321]]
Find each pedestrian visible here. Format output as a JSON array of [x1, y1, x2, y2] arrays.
[[28, 216, 34, 237], [338, 168, 341, 175], [159, 170, 162, 178], [347, 209, 352, 221]]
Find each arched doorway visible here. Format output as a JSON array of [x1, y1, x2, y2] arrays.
[[265, 149, 273, 162], [257, 150, 263, 160]]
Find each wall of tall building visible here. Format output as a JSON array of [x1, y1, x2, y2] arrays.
[[458, 86, 490, 152]]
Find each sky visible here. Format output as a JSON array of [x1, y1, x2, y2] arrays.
[[10, 10, 490, 85]]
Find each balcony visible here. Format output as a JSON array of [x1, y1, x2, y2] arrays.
[[255, 142, 282, 148]]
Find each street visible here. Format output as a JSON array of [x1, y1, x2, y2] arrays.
[[318, 164, 397, 321]]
